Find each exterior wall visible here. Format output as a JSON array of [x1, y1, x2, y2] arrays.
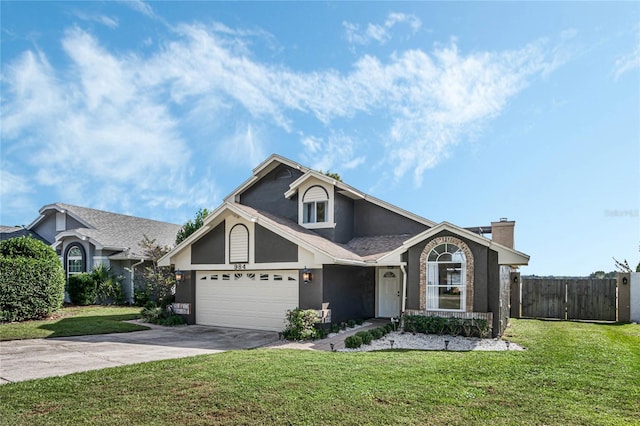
[[255, 224, 298, 263], [191, 222, 225, 264], [239, 165, 303, 222], [32, 214, 57, 244], [299, 268, 323, 310], [353, 199, 428, 237], [405, 230, 491, 313], [332, 192, 355, 243], [322, 265, 375, 324], [175, 270, 196, 324]]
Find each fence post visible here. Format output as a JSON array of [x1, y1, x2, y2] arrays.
[[618, 272, 631, 322], [510, 272, 521, 319]]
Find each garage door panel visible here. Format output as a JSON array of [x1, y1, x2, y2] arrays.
[[195, 270, 299, 332]]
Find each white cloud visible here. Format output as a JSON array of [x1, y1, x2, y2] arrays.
[[1, 27, 216, 218], [1, 19, 565, 223], [220, 124, 266, 168], [300, 132, 366, 173], [72, 11, 119, 28], [344, 12, 422, 46], [613, 44, 640, 80], [119, 0, 155, 18], [0, 168, 31, 197]]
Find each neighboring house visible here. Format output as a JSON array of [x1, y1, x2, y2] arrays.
[[160, 155, 529, 336], [1, 203, 181, 303]]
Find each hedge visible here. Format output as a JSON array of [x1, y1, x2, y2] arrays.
[[0, 237, 65, 322]]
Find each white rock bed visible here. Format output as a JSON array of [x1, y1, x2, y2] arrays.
[[339, 331, 525, 352]]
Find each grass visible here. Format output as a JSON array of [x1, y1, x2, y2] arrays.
[[1, 319, 638, 425], [0, 306, 147, 341]]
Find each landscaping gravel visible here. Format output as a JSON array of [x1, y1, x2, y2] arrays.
[[339, 331, 525, 352]]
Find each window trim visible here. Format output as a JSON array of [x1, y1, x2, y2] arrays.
[[419, 236, 474, 312], [229, 224, 249, 264], [426, 243, 466, 312], [64, 243, 86, 277], [299, 184, 335, 229]]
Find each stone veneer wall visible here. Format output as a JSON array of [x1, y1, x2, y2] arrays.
[[419, 236, 474, 312]]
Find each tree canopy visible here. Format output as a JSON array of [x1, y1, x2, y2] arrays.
[[175, 208, 209, 245]]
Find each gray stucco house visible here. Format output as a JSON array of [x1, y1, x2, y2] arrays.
[[6, 203, 181, 303], [160, 155, 529, 336]]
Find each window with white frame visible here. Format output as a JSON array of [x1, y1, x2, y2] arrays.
[[66, 245, 84, 277], [426, 243, 466, 311], [302, 185, 329, 224]]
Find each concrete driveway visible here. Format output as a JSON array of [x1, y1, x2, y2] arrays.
[[0, 322, 278, 384]]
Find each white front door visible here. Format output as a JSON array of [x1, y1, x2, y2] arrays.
[[378, 268, 401, 318]]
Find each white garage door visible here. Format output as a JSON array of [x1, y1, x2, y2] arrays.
[[195, 270, 299, 332]]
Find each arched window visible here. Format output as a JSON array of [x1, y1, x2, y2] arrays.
[[66, 244, 85, 277], [302, 185, 328, 224], [426, 243, 466, 311], [229, 224, 249, 263]]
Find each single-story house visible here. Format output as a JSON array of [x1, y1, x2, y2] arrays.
[[2, 203, 181, 303], [160, 154, 529, 337]]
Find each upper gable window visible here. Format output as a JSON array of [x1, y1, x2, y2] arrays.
[[229, 224, 249, 263], [302, 186, 329, 224]]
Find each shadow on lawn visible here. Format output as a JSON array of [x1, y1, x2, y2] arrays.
[[38, 314, 148, 338]]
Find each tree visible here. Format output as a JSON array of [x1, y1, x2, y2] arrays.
[[317, 170, 343, 182], [136, 235, 174, 307], [613, 257, 633, 273], [175, 208, 209, 245]]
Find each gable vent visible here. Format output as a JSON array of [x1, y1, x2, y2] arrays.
[[229, 224, 249, 263], [303, 185, 329, 202]]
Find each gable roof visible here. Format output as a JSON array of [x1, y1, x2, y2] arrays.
[[160, 154, 529, 268], [377, 221, 530, 266], [159, 202, 366, 267], [0, 226, 48, 243], [29, 203, 181, 259], [224, 154, 436, 228]]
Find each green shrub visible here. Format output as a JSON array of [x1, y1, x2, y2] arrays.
[[91, 264, 125, 305], [355, 330, 373, 345], [403, 315, 491, 338], [370, 328, 383, 340], [384, 322, 394, 333], [340, 322, 347, 330], [68, 273, 97, 305], [344, 335, 363, 349], [282, 308, 319, 340], [315, 325, 328, 339], [0, 237, 65, 322], [355, 318, 364, 326], [330, 323, 340, 334], [347, 319, 356, 328], [141, 304, 185, 326]]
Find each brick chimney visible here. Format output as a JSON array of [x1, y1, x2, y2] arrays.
[[491, 218, 515, 249]]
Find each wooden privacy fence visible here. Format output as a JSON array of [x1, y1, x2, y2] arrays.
[[513, 278, 617, 321]]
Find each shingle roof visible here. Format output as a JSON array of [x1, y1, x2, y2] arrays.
[[0, 226, 48, 242], [344, 234, 413, 261], [232, 203, 414, 263], [50, 203, 181, 258]]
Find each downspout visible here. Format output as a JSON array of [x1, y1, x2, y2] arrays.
[[400, 264, 407, 314], [130, 258, 145, 305]]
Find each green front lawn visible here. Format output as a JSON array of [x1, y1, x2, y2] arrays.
[[0, 306, 146, 341], [1, 319, 638, 425]]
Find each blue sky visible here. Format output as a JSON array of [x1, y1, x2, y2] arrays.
[[1, 1, 638, 276]]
